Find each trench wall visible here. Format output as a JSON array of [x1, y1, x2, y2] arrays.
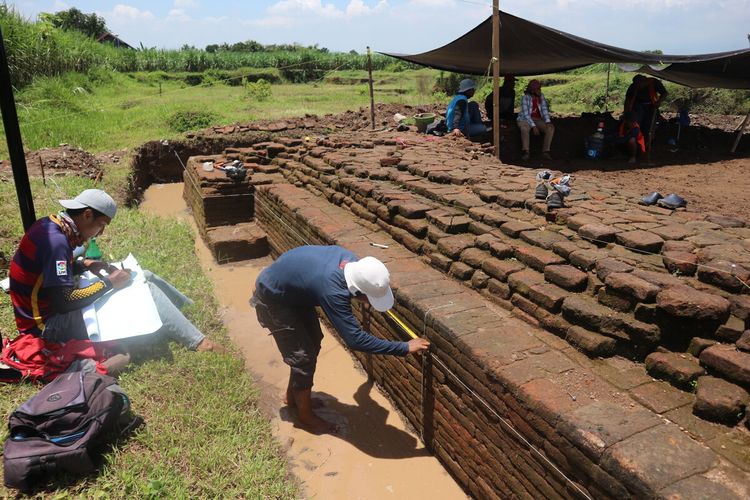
[[255, 182, 747, 499]]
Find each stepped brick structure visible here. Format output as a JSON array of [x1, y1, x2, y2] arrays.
[[136, 123, 750, 498]]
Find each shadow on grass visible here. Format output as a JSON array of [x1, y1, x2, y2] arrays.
[[279, 380, 429, 460], [121, 333, 176, 365]]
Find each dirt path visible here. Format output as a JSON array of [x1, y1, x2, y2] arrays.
[[139, 183, 464, 499]]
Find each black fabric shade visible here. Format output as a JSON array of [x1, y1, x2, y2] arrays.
[[383, 11, 750, 89]]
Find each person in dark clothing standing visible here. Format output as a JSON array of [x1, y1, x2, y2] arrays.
[[624, 74, 668, 136], [485, 75, 516, 121], [251, 245, 430, 433]]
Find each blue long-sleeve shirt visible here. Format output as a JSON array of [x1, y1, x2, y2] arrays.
[[255, 245, 409, 356]]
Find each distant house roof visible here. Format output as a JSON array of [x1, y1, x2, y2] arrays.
[[96, 32, 134, 50]]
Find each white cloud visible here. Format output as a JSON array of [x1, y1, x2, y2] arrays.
[[408, 0, 455, 6], [174, 0, 198, 8], [550, 0, 700, 9], [268, 0, 344, 18], [167, 9, 190, 22], [52, 1, 69, 10], [111, 4, 154, 20], [346, 0, 388, 16], [246, 16, 296, 28]]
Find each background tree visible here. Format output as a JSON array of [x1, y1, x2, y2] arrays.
[[39, 7, 108, 38]]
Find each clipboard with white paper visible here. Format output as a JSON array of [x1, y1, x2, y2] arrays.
[[81, 254, 163, 342]]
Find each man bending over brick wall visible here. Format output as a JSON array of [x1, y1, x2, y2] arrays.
[[250, 245, 430, 434]]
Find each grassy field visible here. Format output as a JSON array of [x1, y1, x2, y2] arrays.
[[2, 67, 442, 157], [0, 166, 299, 497]]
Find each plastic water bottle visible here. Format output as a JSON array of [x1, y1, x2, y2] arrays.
[[586, 122, 605, 159], [85, 238, 103, 260]]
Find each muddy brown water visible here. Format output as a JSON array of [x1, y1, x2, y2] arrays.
[[140, 183, 464, 499]]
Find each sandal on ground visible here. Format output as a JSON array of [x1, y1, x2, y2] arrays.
[[639, 192, 663, 206], [657, 193, 687, 210]]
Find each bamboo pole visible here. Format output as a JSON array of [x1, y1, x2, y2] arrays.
[[492, 0, 500, 159], [0, 27, 35, 229], [604, 63, 611, 111], [367, 46, 376, 130]]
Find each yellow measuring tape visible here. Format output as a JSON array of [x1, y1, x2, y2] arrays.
[[386, 310, 418, 339]]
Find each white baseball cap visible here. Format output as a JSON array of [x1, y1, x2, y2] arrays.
[[344, 256, 394, 312], [59, 189, 117, 219]]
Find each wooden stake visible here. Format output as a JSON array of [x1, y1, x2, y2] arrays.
[[367, 46, 375, 130], [38, 153, 46, 186], [492, 0, 500, 160], [646, 107, 658, 165], [731, 109, 750, 153]]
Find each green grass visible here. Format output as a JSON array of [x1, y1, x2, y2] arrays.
[[0, 166, 298, 498], [2, 68, 442, 158]]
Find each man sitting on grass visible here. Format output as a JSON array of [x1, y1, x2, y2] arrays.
[[8, 189, 223, 375]]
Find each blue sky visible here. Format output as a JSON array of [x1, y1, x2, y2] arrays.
[[11, 0, 750, 55]]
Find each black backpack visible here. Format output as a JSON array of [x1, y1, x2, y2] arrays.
[[3, 371, 143, 491]]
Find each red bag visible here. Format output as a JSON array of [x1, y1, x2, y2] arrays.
[[1, 335, 111, 382]]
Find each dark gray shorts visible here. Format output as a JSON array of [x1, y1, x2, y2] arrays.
[[251, 293, 323, 390]]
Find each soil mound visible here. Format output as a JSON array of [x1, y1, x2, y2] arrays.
[[0, 146, 105, 180]]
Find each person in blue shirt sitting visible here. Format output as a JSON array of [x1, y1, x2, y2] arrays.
[[447, 79, 488, 139], [250, 245, 430, 434]]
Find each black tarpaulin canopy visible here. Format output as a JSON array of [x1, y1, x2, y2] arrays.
[[383, 11, 750, 89]]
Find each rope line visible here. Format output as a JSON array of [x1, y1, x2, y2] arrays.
[[384, 307, 592, 500]]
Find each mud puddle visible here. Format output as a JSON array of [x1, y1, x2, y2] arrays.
[[140, 183, 464, 499]]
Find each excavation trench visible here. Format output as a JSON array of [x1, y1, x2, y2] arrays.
[[139, 182, 464, 499]]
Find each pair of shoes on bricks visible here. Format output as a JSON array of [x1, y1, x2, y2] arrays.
[[546, 175, 571, 209], [535, 170, 552, 199], [639, 192, 663, 206], [657, 193, 687, 209]]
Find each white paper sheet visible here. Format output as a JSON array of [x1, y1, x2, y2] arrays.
[[81, 254, 163, 342]]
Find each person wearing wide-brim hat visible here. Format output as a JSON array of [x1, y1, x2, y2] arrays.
[[446, 78, 488, 138], [250, 245, 430, 434]]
